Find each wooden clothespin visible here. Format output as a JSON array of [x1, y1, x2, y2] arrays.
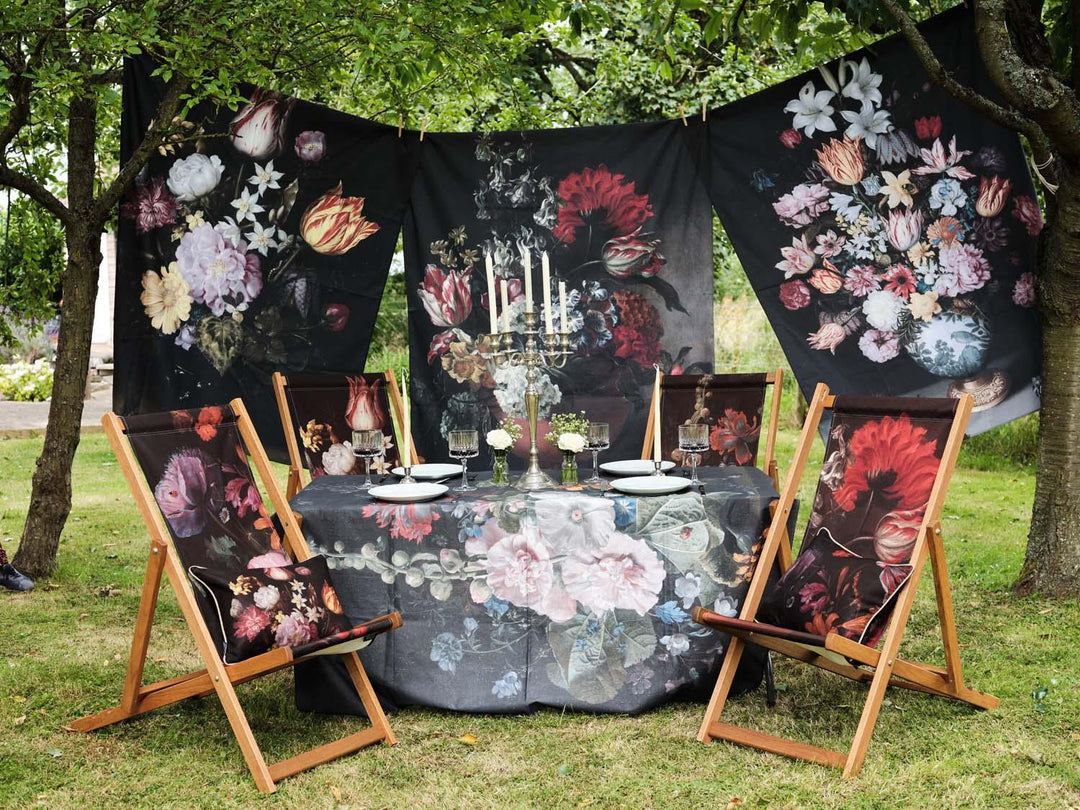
[[397, 113, 403, 138], [419, 118, 428, 142], [678, 103, 687, 127]]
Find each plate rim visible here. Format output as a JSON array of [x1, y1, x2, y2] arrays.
[[609, 475, 691, 495], [599, 459, 676, 476], [369, 482, 449, 502]]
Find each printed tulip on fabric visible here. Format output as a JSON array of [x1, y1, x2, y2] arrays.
[[116, 57, 421, 461], [704, 7, 1041, 435]]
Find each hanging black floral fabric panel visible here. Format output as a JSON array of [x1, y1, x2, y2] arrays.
[[404, 122, 715, 465], [705, 8, 1041, 433], [115, 58, 421, 459]]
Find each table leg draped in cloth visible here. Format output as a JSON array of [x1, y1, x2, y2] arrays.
[[290, 466, 796, 714]]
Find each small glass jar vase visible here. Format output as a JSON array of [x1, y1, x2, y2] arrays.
[[491, 449, 510, 485], [561, 451, 579, 485]]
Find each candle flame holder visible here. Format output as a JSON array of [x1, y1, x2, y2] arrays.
[[481, 307, 572, 490]]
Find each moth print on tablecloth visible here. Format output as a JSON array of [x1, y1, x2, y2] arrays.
[[405, 123, 714, 466], [706, 8, 1041, 434], [324, 487, 758, 705]]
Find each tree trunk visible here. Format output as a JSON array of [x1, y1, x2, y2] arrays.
[[12, 235, 101, 577], [1018, 172, 1080, 597], [12, 77, 100, 579]]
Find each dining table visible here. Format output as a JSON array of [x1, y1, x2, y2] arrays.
[[291, 464, 797, 715]]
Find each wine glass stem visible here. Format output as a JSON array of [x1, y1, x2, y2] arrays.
[[691, 453, 699, 483], [592, 449, 599, 479], [461, 458, 468, 488], [364, 457, 372, 487]]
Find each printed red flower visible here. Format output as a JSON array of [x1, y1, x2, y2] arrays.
[[233, 605, 271, 641], [609, 289, 663, 368], [225, 475, 262, 519], [709, 409, 761, 466], [883, 263, 917, 300], [834, 416, 941, 513], [324, 303, 350, 332], [195, 406, 223, 441], [554, 165, 652, 244], [121, 177, 178, 233], [418, 265, 472, 328], [361, 503, 440, 542], [779, 128, 802, 149], [601, 230, 666, 279], [1011, 195, 1044, 236], [346, 375, 388, 432], [779, 280, 811, 311], [913, 115, 942, 140]]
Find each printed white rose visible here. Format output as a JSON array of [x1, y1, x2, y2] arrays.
[[486, 428, 514, 450], [322, 442, 356, 475], [861, 289, 905, 331], [253, 585, 280, 611], [167, 153, 224, 201], [557, 432, 586, 453]]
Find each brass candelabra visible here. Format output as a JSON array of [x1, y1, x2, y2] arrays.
[[482, 307, 572, 490]]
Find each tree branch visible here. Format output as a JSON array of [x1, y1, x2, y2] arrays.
[[975, 0, 1080, 164], [878, 0, 1053, 161], [0, 165, 68, 223], [94, 76, 188, 224]]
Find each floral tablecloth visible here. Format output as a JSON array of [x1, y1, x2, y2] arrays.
[[291, 465, 794, 714]]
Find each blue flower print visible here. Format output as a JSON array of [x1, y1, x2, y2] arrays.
[[430, 633, 464, 672], [612, 497, 636, 530], [492, 671, 521, 698], [484, 596, 510, 619], [655, 600, 690, 625]]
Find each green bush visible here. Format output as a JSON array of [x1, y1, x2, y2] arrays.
[[0, 359, 54, 401]]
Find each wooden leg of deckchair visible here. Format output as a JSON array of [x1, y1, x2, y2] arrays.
[[697, 637, 746, 742], [342, 651, 396, 746], [120, 541, 167, 713], [927, 524, 966, 698], [206, 657, 276, 793], [843, 653, 897, 778]]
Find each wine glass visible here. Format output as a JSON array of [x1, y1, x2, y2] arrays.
[[448, 429, 479, 492], [678, 423, 709, 485], [352, 429, 384, 490], [585, 422, 610, 485]]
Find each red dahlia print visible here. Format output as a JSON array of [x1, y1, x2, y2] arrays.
[[121, 176, 178, 234], [709, 409, 761, 466], [833, 416, 941, 513], [554, 165, 652, 244]]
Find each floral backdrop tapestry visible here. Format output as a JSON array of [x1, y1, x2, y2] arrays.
[[704, 8, 1041, 433], [404, 122, 715, 466], [114, 57, 421, 460]]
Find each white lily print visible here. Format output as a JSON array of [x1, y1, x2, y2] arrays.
[[912, 136, 975, 180], [249, 160, 284, 193], [878, 169, 916, 208], [840, 101, 892, 149], [784, 81, 837, 138], [829, 192, 863, 223], [248, 221, 279, 255], [841, 58, 883, 107], [231, 187, 264, 222]]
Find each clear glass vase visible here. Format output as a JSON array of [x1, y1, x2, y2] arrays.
[[560, 451, 578, 485], [491, 449, 510, 485]]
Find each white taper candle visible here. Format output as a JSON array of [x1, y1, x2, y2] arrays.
[[485, 253, 498, 334], [541, 252, 553, 334]]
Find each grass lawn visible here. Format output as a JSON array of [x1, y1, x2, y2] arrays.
[[0, 428, 1077, 808]]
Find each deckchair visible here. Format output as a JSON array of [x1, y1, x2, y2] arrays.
[[272, 370, 418, 498], [642, 370, 784, 488], [691, 383, 997, 778], [72, 399, 401, 793]]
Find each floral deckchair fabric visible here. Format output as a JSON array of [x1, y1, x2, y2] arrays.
[[121, 404, 390, 663], [75, 401, 401, 793], [653, 373, 769, 468], [756, 396, 954, 646], [690, 385, 997, 778], [281, 372, 402, 478]]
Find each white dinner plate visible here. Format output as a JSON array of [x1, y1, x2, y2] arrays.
[[369, 482, 449, 503], [600, 459, 676, 476], [391, 463, 462, 480], [609, 475, 691, 496]]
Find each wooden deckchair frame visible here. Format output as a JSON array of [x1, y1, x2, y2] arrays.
[[72, 398, 400, 794], [273, 369, 418, 498], [691, 383, 998, 778], [641, 369, 784, 488]]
